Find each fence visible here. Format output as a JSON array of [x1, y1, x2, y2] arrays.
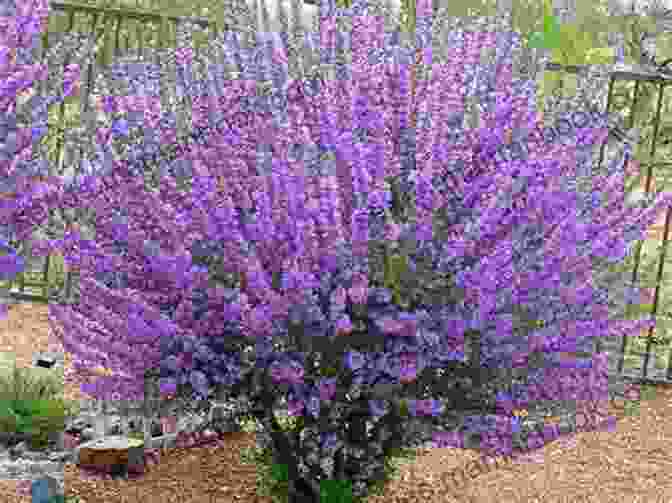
[[42, 0, 217, 179], [0, 1, 227, 449], [11, 0, 318, 449], [542, 60, 672, 389], [1, 0, 219, 304]]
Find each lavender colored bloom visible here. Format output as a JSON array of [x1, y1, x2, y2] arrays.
[[7, 2, 672, 501]]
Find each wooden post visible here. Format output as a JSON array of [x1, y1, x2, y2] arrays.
[[143, 372, 154, 448]]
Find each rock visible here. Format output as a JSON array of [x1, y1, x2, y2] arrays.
[[76, 436, 146, 476], [33, 355, 58, 370], [79, 427, 97, 442], [8, 441, 28, 459], [31, 474, 62, 503], [151, 420, 163, 437], [0, 397, 245, 488], [65, 411, 123, 439]]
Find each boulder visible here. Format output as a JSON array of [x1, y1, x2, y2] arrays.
[[75, 435, 146, 476]]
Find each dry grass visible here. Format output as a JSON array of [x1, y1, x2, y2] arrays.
[[1, 302, 672, 502]]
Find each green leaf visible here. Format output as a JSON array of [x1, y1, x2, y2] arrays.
[[527, 31, 547, 49], [384, 252, 409, 307], [320, 479, 353, 503], [319, 365, 340, 378], [541, 0, 553, 18], [585, 47, 615, 65], [544, 16, 562, 48], [397, 398, 410, 418], [625, 302, 656, 320], [269, 462, 289, 483]]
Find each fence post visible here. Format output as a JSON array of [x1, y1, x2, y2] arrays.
[[42, 253, 50, 300], [143, 371, 154, 448], [93, 400, 107, 439]]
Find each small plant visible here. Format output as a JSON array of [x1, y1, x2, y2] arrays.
[[0, 396, 75, 450], [0, 357, 81, 450], [127, 431, 146, 441], [639, 383, 658, 402], [239, 442, 422, 503], [238, 417, 422, 503]]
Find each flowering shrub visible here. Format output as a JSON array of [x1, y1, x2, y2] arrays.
[[5, 0, 672, 502], [0, 0, 120, 311]]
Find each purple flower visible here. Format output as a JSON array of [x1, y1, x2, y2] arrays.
[[335, 314, 353, 335], [159, 378, 177, 396], [11, 4, 670, 495], [319, 377, 337, 401], [407, 399, 444, 417], [269, 360, 305, 385], [368, 399, 388, 418], [344, 351, 365, 371], [0, 252, 24, 280]]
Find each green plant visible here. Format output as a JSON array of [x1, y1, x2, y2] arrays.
[[0, 396, 75, 450], [127, 431, 147, 441], [639, 383, 658, 401], [0, 357, 80, 449], [238, 414, 422, 503], [526, 0, 561, 50], [21, 1, 672, 502], [240, 439, 422, 503], [45, 250, 68, 293], [0, 355, 79, 407]]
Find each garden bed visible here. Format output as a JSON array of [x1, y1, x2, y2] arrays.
[[1, 302, 672, 502]]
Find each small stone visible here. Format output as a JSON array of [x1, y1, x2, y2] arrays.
[[0, 396, 251, 486], [79, 427, 97, 442], [9, 441, 28, 459], [34, 357, 56, 369], [31, 475, 62, 503], [48, 450, 75, 463], [151, 421, 163, 437], [20, 450, 45, 462], [32, 352, 64, 370], [62, 432, 80, 450]]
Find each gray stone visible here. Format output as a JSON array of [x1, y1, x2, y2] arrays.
[[31, 475, 62, 503], [8, 441, 28, 459], [65, 410, 123, 439], [48, 450, 73, 463], [0, 395, 248, 493], [79, 427, 97, 442], [19, 450, 45, 462], [32, 352, 64, 370]]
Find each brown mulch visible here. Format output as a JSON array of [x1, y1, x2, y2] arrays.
[[1, 301, 672, 502]]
